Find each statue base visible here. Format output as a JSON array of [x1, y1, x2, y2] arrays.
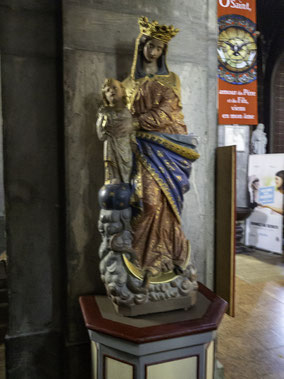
[[113, 290, 197, 317]]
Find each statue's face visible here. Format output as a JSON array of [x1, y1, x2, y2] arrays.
[[104, 81, 123, 106], [143, 38, 164, 63], [252, 179, 259, 190], [275, 176, 283, 189]]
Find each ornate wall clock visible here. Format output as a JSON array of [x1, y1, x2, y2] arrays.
[[218, 14, 257, 85]]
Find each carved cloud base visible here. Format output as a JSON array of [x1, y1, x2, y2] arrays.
[[113, 289, 197, 317], [99, 249, 198, 317]]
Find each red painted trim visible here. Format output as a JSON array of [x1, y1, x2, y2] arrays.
[[103, 354, 135, 379], [79, 283, 227, 344], [145, 354, 200, 379]]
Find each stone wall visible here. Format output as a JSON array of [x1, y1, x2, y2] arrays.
[[63, 0, 218, 347]]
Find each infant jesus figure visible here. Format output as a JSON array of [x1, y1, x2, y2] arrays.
[[96, 79, 135, 256], [96, 78, 134, 185]]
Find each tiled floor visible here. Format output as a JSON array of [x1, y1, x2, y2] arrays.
[[217, 250, 284, 379]]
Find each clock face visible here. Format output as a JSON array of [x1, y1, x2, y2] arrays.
[[218, 15, 257, 85], [218, 27, 257, 72]]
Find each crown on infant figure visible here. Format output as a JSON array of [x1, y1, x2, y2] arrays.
[[138, 16, 179, 44]]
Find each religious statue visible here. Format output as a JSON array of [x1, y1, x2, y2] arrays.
[[97, 17, 200, 316], [251, 123, 267, 154], [97, 78, 135, 255], [96, 78, 134, 185]]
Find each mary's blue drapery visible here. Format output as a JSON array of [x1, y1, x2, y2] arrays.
[[132, 131, 199, 222]]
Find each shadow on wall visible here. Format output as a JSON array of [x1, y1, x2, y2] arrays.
[[115, 45, 134, 81], [79, 92, 105, 294]]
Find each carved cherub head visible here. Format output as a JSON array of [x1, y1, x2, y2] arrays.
[[102, 78, 127, 108]]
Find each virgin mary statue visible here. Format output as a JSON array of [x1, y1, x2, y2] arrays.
[[123, 17, 199, 285], [98, 17, 199, 315]]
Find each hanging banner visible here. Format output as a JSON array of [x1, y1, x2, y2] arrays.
[[217, 0, 258, 125], [246, 154, 284, 254]]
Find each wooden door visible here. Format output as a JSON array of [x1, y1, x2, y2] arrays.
[[215, 146, 236, 317]]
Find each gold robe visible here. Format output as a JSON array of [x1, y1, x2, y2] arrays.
[[124, 73, 190, 276]]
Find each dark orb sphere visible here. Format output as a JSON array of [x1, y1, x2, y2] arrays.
[[99, 184, 132, 210]]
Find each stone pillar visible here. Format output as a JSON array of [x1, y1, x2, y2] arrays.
[[62, 0, 218, 352], [63, 0, 218, 376], [1, 1, 64, 377]]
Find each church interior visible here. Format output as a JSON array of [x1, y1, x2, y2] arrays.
[[0, 0, 283, 378]]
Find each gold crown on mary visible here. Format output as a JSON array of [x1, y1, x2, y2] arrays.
[[138, 16, 179, 44]]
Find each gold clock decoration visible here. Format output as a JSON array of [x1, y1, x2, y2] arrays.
[[218, 15, 257, 85], [218, 27, 256, 72]]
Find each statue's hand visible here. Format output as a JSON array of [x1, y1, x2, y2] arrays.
[[136, 81, 152, 113]]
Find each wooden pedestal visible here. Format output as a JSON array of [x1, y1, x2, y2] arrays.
[[79, 283, 227, 379]]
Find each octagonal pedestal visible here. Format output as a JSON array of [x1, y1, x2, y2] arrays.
[[79, 283, 227, 379]]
